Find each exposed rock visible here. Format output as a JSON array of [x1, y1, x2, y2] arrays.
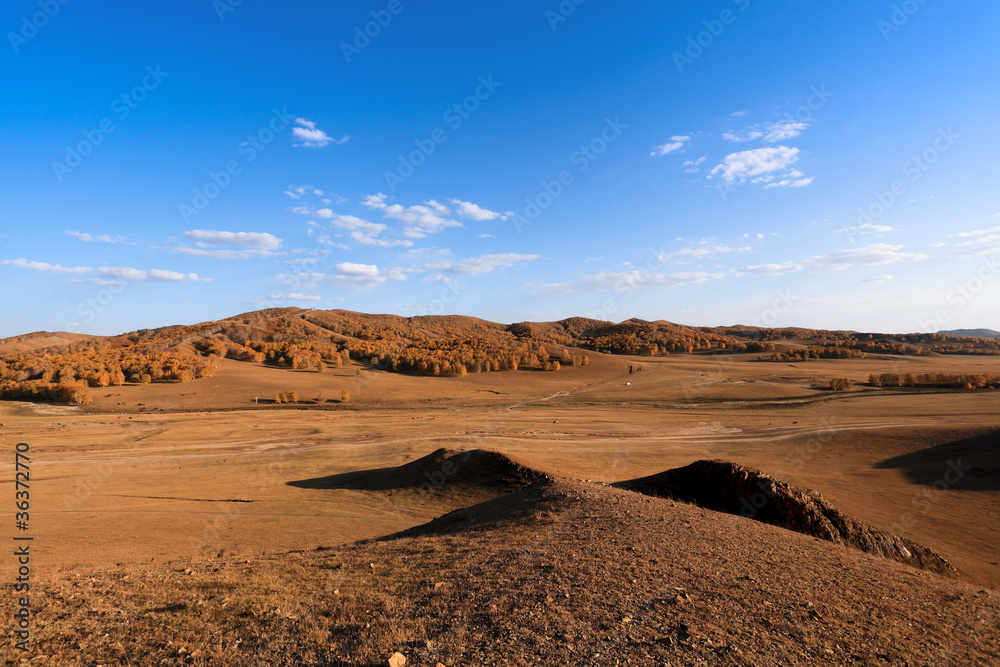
[[388, 651, 406, 667], [615, 459, 957, 575]]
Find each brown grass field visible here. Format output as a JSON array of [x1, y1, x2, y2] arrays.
[[1, 338, 998, 664]]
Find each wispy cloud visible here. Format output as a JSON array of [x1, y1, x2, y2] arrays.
[[283, 185, 324, 199], [65, 231, 134, 245], [732, 261, 804, 277], [682, 156, 706, 173], [724, 120, 809, 143], [331, 262, 406, 289], [709, 146, 812, 188], [383, 200, 462, 238], [2, 259, 91, 274], [657, 244, 734, 263], [1, 259, 205, 282], [860, 275, 893, 284], [651, 135, 691, 156], [533, 270, 724, 295], [423, 253, 538, 276], [292, 118, 348, 148], [449, 199, 509, 221], [268, 292, 322, 301], [805, 243, 924, 271], [176, 230, 282, 259]]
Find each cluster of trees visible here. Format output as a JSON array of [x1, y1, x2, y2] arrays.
[[0, 379, 93, 404], [196, 337, 350, 371], [760, 347, 867, 362], [0, 341, 215, 404], [576, 322, 742, 356], [869, 373, 1000, 389], [275, 389, 351, 404], [829, 378, 854, 391]]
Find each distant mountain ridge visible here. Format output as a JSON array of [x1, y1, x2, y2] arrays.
[[941, 328, 1000, 339]]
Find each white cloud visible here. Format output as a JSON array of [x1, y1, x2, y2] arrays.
[[950, 234, 1000, 257], [722, 128, 763, 143], [351, 232, 413, 248], [383, 201, 462, 238], [96, 267, 204, 282], [314, 235, 350, 250], [65, 231, 133, 245], [709, 146, 810, 188], [424, 253, 539, 276], [732, 262, 804, 277], [182, 230, 281, 250], [283, 186, 324, 199], [724, 120, 809, 143], [362, 193, 389, 209], [860, 275, 893, 284], [331, 262, 406, 289], [270, 293, 322, 301], [292, 118, 348, 148], [761, 173, 814, 189], [657, 245, 732, 263], [805, 244, 924, 271], [762, 120, 808, 142], [331, 214, 384, 236], [533, 270, 724, 295], [284, 257, 318, 265], [682, 156, 706, 173], [449, 199, 506, 221], [2, 258, 204, 282], [1, 259, 91, 274], [950, 225, 1000, 238], [730, 110, 747, 117], [326, 214, 413, 247], [276, 272, 326, 286], [651, 135, 691, 156]]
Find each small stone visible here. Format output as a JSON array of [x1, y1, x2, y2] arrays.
[[388, 652, 406, 667]]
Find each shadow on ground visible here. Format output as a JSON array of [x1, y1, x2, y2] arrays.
[[875, 431, 1000, 491]]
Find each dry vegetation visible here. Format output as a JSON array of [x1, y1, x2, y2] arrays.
[[2, 308, 999, 664], [3, 308, 1000, 407]]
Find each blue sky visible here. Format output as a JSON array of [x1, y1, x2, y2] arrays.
[[2, 0, 998, 337]]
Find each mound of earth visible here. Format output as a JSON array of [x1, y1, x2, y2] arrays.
[[287, 448, 550, 495], [17, 476, 998, 666], [615, 459, 957, 575]]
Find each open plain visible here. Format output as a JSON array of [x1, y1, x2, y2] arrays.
[[1, 337, 998, 665]]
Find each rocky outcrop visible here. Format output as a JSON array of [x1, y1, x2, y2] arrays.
[[616, 460, 957, 575]]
